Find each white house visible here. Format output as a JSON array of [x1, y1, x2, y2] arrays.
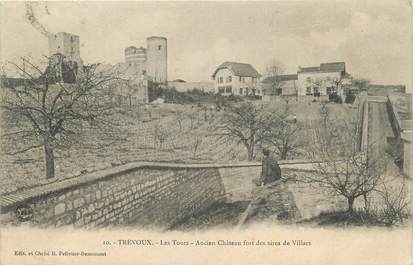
[[211, 62, 261, 96], [296, 62, 352, 98]]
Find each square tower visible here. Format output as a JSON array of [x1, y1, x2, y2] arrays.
[[48, 32, 83, 67]]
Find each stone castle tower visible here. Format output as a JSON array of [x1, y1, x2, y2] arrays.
[[146, 36, 167, 83], [48, 32, 83, 68], [124, 36, 167, 83]]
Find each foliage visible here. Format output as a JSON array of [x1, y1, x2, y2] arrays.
[[328, 92, 342, 104], [352, 78, 370, 92], [345, 91, 356, 104]]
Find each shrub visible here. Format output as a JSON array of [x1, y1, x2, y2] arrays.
[[328, 92, 342, 104], [345, 91, 356, 104], [228, 94, 243, 102]]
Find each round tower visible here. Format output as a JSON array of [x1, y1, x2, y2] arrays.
[[125, 46, 147, 66], [146, 36, 167, 83]]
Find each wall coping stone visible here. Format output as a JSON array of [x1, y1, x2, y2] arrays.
[[0, 160, 322, 210]]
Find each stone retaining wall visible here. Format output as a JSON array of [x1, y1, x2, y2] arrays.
[[0, 164, 228, 229], [1, 161, 322, 229]]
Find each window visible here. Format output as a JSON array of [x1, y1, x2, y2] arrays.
[[225, 86, 232, 93], [239, 88, 243, 95], [306, 86, 312, 95], [306, 77, 311, 82], [226, 76, 232, 83], [218, 87, 225, 93], [158, 45, 162, 50], [326, 87, 334, 95], [313, 87, 320, 97], [218, 77, 224, 84], [240, 77, 245, 83]]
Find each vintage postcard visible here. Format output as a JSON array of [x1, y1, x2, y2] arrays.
[[0, 1, 412, 264]]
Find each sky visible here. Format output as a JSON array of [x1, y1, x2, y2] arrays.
[[1, 1, 412, 91]]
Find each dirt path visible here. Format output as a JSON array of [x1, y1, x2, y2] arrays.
[[368, 102, 394, 159]]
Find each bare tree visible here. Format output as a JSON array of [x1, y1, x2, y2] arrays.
[[319, 100, 330, 129], [153, 124, 169, 149], [378, 177, 411, 225], [218, 102, 275, 160], [302, 116, 386, 213], [187, 110, 199, 130], [175, 110, 184, 131], [1, 56, 121, 179], [192, 135, 203, 158], [265, 59, 286, 77], [263, 59, 286, 96], [265, 106, 301, 160]]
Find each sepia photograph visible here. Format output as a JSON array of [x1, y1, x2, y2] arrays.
[[0, 1, 412, 264]]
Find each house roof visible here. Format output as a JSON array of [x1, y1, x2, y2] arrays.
[[262, 74, 298, 83], [212, 62, 261, 79], [125, 46, 137, 51], [320, 62, 345, 72], [298, 62, 346, 73], [298, 66, 320, 73]]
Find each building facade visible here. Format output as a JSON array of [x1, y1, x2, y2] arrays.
[[124, 36, 167, 84], [211, 62, 261, 96], [261, 74, 298, 97], [296, 62, 351, 97]]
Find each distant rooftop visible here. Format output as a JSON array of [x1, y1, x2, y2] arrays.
[[147, 36, 167, 40], [262, 74, 298, 83], [298, 62, 346, 73], [212, 61, 261, 79]]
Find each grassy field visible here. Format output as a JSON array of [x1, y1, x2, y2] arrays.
[[0, 99, 357, 195]]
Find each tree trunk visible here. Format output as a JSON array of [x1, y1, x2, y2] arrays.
[[281, 148, 288, 160], [247, 145, 254, 161], [363, 193, 369, 213], [44, 144, 55, 179], [347, 197, 355, 213]]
